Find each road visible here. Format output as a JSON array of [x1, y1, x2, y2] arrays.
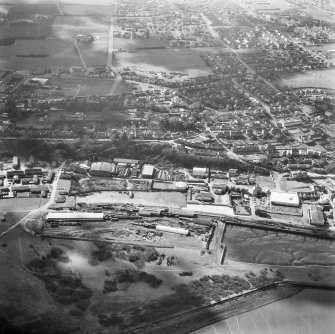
[[0, 162, 65, 239]]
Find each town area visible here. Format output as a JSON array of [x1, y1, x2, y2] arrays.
[[0, 0, 335, 334]]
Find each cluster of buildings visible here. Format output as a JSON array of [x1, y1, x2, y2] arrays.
[[0, 156, 54, 198]]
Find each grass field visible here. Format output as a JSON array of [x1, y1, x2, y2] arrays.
[[115, 48, 213, 77]]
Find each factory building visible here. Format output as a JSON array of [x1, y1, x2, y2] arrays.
[[46, 212, 104, 222], [309, 205, 324, 226], [90, 162, 117, 177], [12, 156, 20, 169], [195, 192, 214, 202], [114, 158, 139, 166], [156, 225, 189, 236], [142, 164, 155, 178], [270, 191, 300, 207], [192, 167, 209, 178], [168, 208, 196, 218], [24, 168, 43, 176]]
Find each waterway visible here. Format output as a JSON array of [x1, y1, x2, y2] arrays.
[[273, 68, 335, 89], [194, 288, 335, 334]]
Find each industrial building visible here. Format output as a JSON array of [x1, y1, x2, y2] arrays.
[[46, 212, 104, 222], [195, 192, 214, 202], [309, 205, 324, 226], [156, 225, 189, 236], [114, 158, 139, 165], [12, 156, 20, 169], [90, 162, 117, 177], [192, 167, 209, 178], [142, 164, 155, 178], [270, 191, 300, 207]]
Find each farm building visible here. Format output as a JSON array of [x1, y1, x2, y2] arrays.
[[142, 164, 155, 178], [309, 205, 324, 226], [46, 212, 104, 222], [270, 191, 300, 207], [90, 162, 117, 177]]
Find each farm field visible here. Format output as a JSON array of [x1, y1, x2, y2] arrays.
[[115, 48, 213, 78], [113, 37, 167, 50], [51, 16, 110, 40], [0, 16, 112, 70], [223, 224, 335, 266], [0, 39, 83, 70]]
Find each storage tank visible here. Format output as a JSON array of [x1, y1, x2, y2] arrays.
[[13, 175, 20, 183], [156, 225, 189, 236]]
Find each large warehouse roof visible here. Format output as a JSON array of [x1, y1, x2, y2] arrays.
[[142, 164, 155, 177], [46, 212, 104, 221], [90, 162, 116, 173], [270, 191, 300, 207]]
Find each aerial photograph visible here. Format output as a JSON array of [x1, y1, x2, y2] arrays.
[[0, 0, 334, 333]]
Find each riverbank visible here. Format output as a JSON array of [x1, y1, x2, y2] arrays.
[[126, 283, 302, 334]]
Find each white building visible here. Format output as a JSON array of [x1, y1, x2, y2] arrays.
[[270, 191, 300, 207], [142, 164, 155, 178], [46, 212, 104, 221]]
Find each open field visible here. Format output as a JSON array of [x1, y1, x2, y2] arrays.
[[273, 69, 335, 89], [51, 16, 110, 40], [0, 16, 111, 70], [115, 48, 213, 78], [223, 224, 335, 266], [194, 288, 335, 334], [113, 37, 167, 50], [60, 4, 111, 16], [0, 39, 82, 70], [79, 191, 187, 208], [0, 198, 48, 212]]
